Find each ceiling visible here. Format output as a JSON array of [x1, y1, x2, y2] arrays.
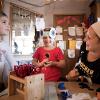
[[7, 0, 94, 8]]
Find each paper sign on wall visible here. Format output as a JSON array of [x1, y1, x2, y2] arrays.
[[68, 49, 75, 58], [56, 26, 63, 34], [69, 39, 76, 49], [55, 35, 63, 40], [76, 27, 83, 36], [76, 39, 83, 49], [58, 41, 66, 50], [68, 27, 76, 36]]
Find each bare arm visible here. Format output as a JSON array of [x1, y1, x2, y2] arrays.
[[66, 69, 79, 80]]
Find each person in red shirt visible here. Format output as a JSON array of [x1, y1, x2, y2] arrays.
[[32, 34, 65, 81]]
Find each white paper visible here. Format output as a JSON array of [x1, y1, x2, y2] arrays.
[[68, 27, 76, 36], [68, 49, 75, 58], [58, 41, 66, 50], [76, 27, 83, 36], [55, 35, 63, 40], [76, 39, 83, 49], [36, 17, 45, 31], [56, 26, 63, 34]]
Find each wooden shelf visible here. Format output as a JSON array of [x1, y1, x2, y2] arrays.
[[8, 71, 44, 100]]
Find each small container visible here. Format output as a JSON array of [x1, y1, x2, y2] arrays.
[[58, 82, 65, 90]]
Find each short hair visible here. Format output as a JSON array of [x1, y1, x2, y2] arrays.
[[0, 11, 7, 17]]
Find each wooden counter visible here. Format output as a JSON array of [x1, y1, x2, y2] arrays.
[[0, 82, 100, 100], [0, 82, 58, 100], [64, 82, 100, 98]]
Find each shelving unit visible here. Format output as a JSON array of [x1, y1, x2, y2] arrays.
[[8, 71, 44, 100]]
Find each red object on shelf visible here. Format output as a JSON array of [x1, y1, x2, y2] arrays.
[[14, 64, 42, 78]]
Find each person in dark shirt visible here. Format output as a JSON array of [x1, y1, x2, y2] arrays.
[[66, 21, 100, 84]]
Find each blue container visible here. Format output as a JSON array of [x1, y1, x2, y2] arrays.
[[58, 82, 65, 90]]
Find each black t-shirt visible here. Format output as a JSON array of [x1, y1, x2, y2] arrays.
[[76, 48, 100, 84]]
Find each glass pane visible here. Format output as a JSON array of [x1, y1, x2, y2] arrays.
[[11, 6, 35, 55]]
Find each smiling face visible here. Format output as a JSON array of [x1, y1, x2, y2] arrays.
[[0, 16, 10, 35], [85, 27, 100, 52]]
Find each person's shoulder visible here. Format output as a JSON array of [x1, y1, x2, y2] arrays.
[[35, 46, 44, 51], [54, 47, 62, 50], [53, 47, 63, 52]]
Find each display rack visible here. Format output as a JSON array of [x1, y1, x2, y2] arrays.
[[8, 71, 44, 100]]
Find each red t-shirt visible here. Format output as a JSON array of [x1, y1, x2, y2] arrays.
[[33, 47, 64, 81]]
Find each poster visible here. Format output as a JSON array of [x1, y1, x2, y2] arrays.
[[56, 26, 63, 34], [76, 39, 83, 49], [68, 39, 76, 49], [68, 27, 76, 36], [58, 41, 66, 50], [55, 35, 63, 40], [68, 49, 75, 58], [76, 27, 83, 36]]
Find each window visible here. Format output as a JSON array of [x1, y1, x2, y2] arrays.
[[11, 5, 35, 55]]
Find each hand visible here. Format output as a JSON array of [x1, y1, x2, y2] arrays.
[[66, 69, 79, 79], [68, 69, 76, 78], [44, 61, 53, 67], [39, 59, 49, 67]]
